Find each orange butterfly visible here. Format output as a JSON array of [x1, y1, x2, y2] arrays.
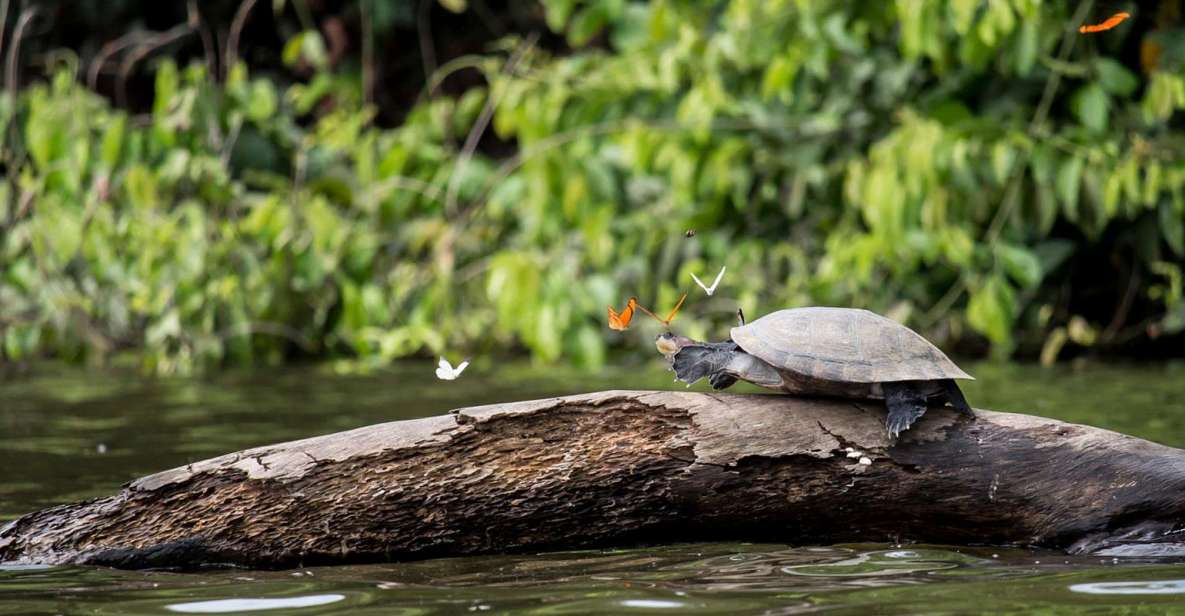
[[1079, 12, 1130, 33], [638, 292, 688, 328], [608, 298, 640, 331]]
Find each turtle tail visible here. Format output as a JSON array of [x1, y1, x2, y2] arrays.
[[671, 345, 737, 389]]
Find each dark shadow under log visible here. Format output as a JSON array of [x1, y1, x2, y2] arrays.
[[3, 390, 1185, 570]]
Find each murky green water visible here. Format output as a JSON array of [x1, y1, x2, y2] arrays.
[[3, 359, 1185, 614]]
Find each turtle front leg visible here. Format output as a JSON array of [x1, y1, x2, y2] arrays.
[[707, 372, 738, 390], [671, 345, 738, 386], [883, 381, 928, 438]]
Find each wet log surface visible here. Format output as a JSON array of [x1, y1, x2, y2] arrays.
[[3, 390, 1185, 570]]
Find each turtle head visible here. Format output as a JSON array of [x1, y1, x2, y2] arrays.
[[655, 332, 697, 358]]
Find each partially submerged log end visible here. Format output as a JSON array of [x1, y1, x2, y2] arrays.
[[3, 390, 1185, 569]]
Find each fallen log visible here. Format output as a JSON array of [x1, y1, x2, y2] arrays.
[[3, 390, 1185, 570]]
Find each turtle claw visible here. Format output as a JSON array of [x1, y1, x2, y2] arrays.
[[884, 382, 928, 438], [707, 371, 738, 390]]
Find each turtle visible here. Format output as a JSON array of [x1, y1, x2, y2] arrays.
[[655, 307, 974, 437]]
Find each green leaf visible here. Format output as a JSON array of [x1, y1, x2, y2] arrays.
[[99, 115, 126, 170], [1032, 239, 1075, 275], [1162, 303, 1185, 335], [1015, 20, 1038, 76], [996, 243, 1042, 288], [949, 0, 978, 34], [762, 55, 799, 100], [1142, 72, 1182, 121], [4, 325, 40, 361], [301, 31, 329, 69], [966, 275, 1016, 352], [146, 310, 182, 346], [1103, 168, 1122, 218], [1067, 316, 1097, 346], [1035, 186, 1057, 234], [568, 325, 605, 370], [1095, 57, 1139, 97], [1040, 327, 1067, 366], [1143, 161, 1163, 208], [1162, 200, 1185, 256], [1072, 84, 1110, 132], [153, 61, 179, 117], [568, 6, 608, 46], [283, 31, 328, 69], [32, 198, 82, 265], [246, 80, 278, 122], [991, 142, 1015, 184], [545, 0, 577, 32], [124, 165, 159, 211], [1056, 156, 1083, 220]]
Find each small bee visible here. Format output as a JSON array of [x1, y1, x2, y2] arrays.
[[684, 229, 696, 238]]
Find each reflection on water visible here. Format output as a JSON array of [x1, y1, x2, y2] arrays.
[[1070, 580, 1185, 595], [781, 549, 967, 577], [5, 544, 1185, 614], [166, 594, 347, 613], [1, 359, 1185, 613]]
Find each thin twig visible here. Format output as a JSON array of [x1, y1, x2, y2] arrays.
[[189, 0, 219, 81], [220, 113, 243, 167], [470, 0, 506, 36], [292, 148, 308, 199], [117, 24, 195, 107], [922, 276, 970, 329], [1102, 259, 1140, 343], [423, 55, 487, 101], [417, 0, 438, 95], [5, 6, 38, 94], [14, 188, 33, 220], [0, 0, 11, 69], [226, 0, 261, 76], [363, 174, 443, 205], [0, 0, 12, 229], [444, 32, 539, 217], [290, 0, 315, 31], [923, 0, 1094, 328], [360, 0, 375, 105], [985, 0, 1093, 244], [87, 31, 145, 91], [453, 115, 817, 230]]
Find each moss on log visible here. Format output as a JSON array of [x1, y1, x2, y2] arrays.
[[2, 390, 1184, 569]]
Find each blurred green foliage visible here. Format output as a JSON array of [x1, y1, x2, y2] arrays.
[[2, 0, 1184, 374]]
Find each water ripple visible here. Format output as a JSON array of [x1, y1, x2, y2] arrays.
[[165, 594, 347, 613], [1069, 580, 1185, 595]]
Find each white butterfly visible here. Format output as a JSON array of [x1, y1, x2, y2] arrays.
[[435, 357, 469, 380], [690, 265, 726, 296]]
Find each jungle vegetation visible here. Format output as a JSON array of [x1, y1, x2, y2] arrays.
[[0, 0, 1183, 374]]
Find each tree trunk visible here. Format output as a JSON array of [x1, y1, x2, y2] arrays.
[[3, 390, 1184, 570]]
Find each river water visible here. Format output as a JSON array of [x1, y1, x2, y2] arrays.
[[2, 360, 1185, 614]]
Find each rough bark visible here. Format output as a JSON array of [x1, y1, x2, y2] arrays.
[[3, 390, 1185, 570]]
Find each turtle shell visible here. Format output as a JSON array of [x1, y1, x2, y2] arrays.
[[729, 307, 972, 384]]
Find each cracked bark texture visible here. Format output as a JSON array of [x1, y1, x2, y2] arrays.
[[3, 390, 1185, 570]]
